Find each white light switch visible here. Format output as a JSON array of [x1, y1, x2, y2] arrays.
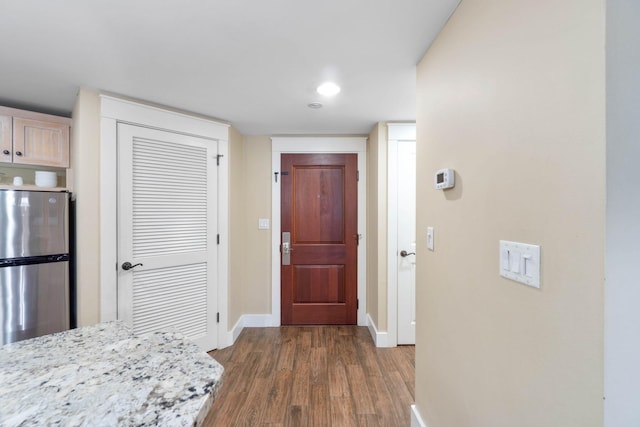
[[499, 240, 540, 288], [523, 254, 533, 277], [501, 248, 510, 270], [510, 251, 521, 273], [258, 218, 270, 229], [427, 227, 434, 251]]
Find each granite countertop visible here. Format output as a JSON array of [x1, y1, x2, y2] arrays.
[[0, 322, 224, 426]]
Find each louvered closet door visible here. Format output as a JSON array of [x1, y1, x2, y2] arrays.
[[117, 124, 218, 351]]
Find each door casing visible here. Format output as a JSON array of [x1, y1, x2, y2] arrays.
[[271, 137, 367, 327]]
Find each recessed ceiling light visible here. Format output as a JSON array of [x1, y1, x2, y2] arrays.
[[308, 102, 323, 109], [317, 82, 341, 96]]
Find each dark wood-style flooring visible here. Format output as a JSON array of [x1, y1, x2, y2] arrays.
[[204, 326, 415, 426]]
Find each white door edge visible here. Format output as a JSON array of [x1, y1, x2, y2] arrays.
[[387, 123, 417, 347], [387, 138, 400, 348], [271, 137, 367, 327]]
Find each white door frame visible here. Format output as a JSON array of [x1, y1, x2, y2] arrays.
[[387, 123, 416, 347], [271, 137, 367, 326], [99, 95, 230, 348]]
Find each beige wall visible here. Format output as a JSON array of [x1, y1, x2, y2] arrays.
[[71, 87, 102, 326], [415, 0, 605, 426], [366, 123, 388, 331], [240, 136, 272, 315]]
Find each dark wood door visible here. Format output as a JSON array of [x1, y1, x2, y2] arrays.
[[281, 153, 358, 325]]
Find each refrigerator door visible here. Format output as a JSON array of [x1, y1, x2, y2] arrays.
[[0, 261, 69, 344], [0, 190, 69, 259]]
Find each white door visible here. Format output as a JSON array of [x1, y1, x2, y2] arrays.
[[117, 124, 218, 351], [397, 140, 416, 345]]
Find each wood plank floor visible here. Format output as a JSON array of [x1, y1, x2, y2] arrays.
[[203, 326, 414, 426]]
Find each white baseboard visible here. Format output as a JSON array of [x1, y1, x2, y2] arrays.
[[230, 316, 245, 342], [367, 313, 392, 348], [242, 314, 275, 327], [411, 404, 427, 427], [219, 317, 241, 349], [221, 314, 275, 349]]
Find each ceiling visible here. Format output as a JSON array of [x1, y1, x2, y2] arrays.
[[0, 0, 459, 135]]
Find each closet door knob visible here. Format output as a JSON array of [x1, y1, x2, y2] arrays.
[[122, 262, 143, 271], [15, 151, 22, 156], [2, 150, 9, 155]]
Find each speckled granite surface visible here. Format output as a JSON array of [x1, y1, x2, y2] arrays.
[[0, 322, 224, 426]]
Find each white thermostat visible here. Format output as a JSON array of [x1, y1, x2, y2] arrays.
[[434, 168, 455, 190]]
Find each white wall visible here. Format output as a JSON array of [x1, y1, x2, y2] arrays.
[[604, 0, 640, 425]]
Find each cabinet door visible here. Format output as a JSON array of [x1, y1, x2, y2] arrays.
[[13, 118, 69, 167], [0, 115, 11, 164]]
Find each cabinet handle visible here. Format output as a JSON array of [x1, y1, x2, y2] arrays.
[[15, 151, 22, 156], [2, 150, 9, 155]]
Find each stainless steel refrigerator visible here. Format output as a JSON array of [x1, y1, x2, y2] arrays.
[[0, 190, 70, 345]]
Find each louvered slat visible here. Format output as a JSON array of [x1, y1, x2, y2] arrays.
[[132, 137, 208, 258], [132, 264, 207, 339]]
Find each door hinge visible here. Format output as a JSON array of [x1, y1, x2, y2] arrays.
[[357, 299, 359, 310], [216, 154, 224, 166], [216, 312, 220, 323], [217, 234, 220, 245], [357, 170, 360, 181]]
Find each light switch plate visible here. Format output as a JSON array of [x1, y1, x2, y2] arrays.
[[258, 218, 270, 229], [499, 240, 540, 288], [427, 227, 434, 251]]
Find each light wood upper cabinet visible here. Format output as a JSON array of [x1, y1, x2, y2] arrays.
[[13, 118, 70, 167], [0, 115, 11, 164], [0, 106, 71, 168]]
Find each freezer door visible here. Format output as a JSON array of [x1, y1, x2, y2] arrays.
[[0, 190, 69, 258], [0, 261, 69, 344]]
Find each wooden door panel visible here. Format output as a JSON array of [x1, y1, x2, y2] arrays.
[[293, 265, 344, 303], [290, 305, 351, 325], [293, 167, 344, 243], [281, 153, 357, 325]]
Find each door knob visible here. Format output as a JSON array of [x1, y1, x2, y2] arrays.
[[122, 262, 143, 271], [2, 150, 9, 155], [400, 250, 416, 257]]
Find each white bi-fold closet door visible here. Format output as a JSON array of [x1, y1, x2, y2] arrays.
[[116, 123, 218, 351]]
